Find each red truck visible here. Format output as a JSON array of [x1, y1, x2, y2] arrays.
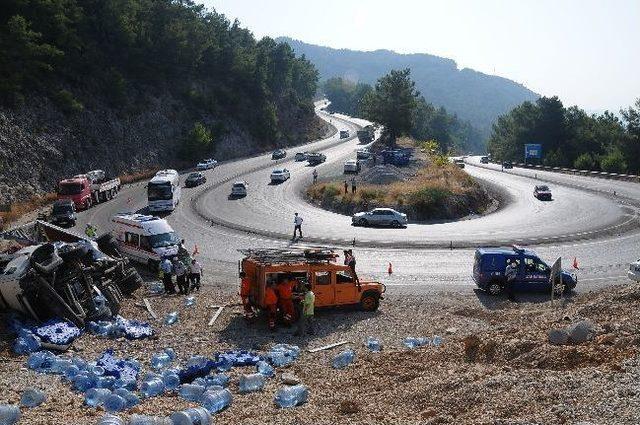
[[57, 169, 121, 210]]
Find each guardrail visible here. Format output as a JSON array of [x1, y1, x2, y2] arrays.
[[488, 160, 640, 183]]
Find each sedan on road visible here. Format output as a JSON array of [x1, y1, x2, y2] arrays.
[[356, 148, 371, 160], [294, 152, 308, 161], [272, 149, 287, 160], [533, 185, 552, 200], [231, 181, 248, 197], [185, 172, 206, 187], [352, 208, 408, 228], [270, 168, 291, 183], [502, 161, 513, 169], [344, 159, 361, 174], [480, 156, 489, 164], [196, 158, 218, 170]]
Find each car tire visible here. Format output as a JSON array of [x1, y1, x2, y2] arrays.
[[360, 293, 380, 311], [487, 282, 502, 296], [358, 218, 368, 227]]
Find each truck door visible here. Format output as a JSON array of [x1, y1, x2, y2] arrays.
[[334, 270, 358, 305], [522, 257, 550, 291], [312, 271, 334, 306]]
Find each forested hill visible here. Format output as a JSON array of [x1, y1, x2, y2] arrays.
[[0, 1, 325, 206], [278, 37, 538, 137]]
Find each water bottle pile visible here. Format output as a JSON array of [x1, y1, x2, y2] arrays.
[[88, 316, 154, 340], [264, 343, 301, 367], [10, 316, 82, 354]]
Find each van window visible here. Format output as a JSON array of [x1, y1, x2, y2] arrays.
[[314, 271, 331, 285], [482, 255, 505, 271], [336, 271, 354, 283], [125, 232, 140, 247]]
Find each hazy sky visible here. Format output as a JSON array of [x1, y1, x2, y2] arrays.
[[207, 0, 639, 113]]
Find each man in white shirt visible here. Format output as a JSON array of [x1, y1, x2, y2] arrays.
[[188, 259, 202, 292], [293, 213, 303, 239]]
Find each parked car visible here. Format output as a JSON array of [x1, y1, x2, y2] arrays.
[[344, 159, 361, 174], [270, 168, 290, 183], [502, 161, 513, 169], [196, 158, 218, 170], [49, 199, 77, 227], [339, 130, 350, 139], [627, 259, 640, 282], [533, 185, 552, 200], [356, 148, 371, 160], [472, 246, 577, 296], [352, 208, 408, 228], [294, 152, 308, 161], [231, 181, 248, 197], [307, 152, 327, 165], [271, 149, 287, 160], [185, 172, 206, 187], [480, 156, 489, 164], [453, 158, 465, 168]]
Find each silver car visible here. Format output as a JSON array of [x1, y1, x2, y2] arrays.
[[352, 208, 408, 228]]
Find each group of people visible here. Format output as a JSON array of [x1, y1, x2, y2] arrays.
[[343, 177, 357, 194], [240, 272, 315, 335], [160, 252, 202, 295]]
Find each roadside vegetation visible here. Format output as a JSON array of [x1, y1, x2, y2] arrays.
[[307, 139, 492, 221]]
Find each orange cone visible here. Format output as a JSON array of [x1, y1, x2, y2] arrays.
[[572, 257, 579, 269], [388, 262, 393, 275]]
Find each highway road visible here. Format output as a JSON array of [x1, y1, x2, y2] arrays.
[[70, 101, 640, 296]]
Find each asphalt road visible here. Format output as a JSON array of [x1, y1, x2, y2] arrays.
[[70, 102, 640, 296]]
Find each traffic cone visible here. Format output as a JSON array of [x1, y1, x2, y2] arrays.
[[193, 244, 199, 256], [388, 262, 393, 275], [572, 257, 579, 269]]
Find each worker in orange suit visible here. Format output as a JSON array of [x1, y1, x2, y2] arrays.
[[264, 281, 279, 331], [277, 275, 295, 326], [239, 272, 254, 320]]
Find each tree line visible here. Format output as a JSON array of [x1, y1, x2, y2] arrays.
[[323, 70, 484, 154], [0, 0, 319, 159], [487, 96, 640, 173]]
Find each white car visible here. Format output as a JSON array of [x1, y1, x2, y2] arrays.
[[356, 148, 371, 159], [352, 208, 408, 228], [196, 158, 218, 170], [344, 159, 361, 174], [270, 168, 290, 183], [628, 260, 640, 282], [231, 181, 248, 197]]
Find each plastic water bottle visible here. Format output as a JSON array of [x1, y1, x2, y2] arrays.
[[94, 295, 107, 311], [73, 372, 97, 392], [63, 364, 80, 380], [432, 335, 443, 347], [164, 348, 176, 361], [20, 388, 46, 407], [162, 371, 180, 390], [27, 351, 54, 371], [201, 388, 232, 413], [96, 414, 125, 425], [274, 384, 309, 408], [332, 350, 355, 369], [90, 365, 106, 376], [151, 352, 172, 370], [256, 361, 275, 378], [239, 373, 266, 393], [104, 394, 126, 413], [184, 296, 196, 307], [403, 337, 420, 348], [170, 407, 212, 425], [114, 388, 139, 409], [0, 405, 20, 424], [84, 388, 112, 407], [50, 358, 73, 374], [13, 331, 41, 354], [205, 373, 229, 388], [178, 384, 205, 402], [129, 414, 173, 425], [365, 336, 382, 352], [141, 377, 165, 397], [96, 375, 116, 389], [164, 312, 178, 325]]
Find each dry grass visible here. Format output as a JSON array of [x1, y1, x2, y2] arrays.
[[119, 169, 160, 185], [0, 193, 57, 230]]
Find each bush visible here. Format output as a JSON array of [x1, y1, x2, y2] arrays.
[[408, 187, 451, 219], [573, 153, 596, 170], [181, 122, 214, 161], [600, 150, 627, 173], [53, 89, 84, 114]]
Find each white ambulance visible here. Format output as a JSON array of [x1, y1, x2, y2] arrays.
[[111, 213, 181, 269]]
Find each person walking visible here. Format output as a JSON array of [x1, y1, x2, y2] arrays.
[[351, 177, 357, 194], [293, 212, 303, 240], [160, 257, 175, 294], [173, 257, 188, 295], [265, 281, 279, 331], [343, 179, 348, 194], [504, 259, 518, 301], [294, 283, 315, 336], [239, 272, 254, 320], [312, 169, 318, 184], [188, 258, 202, 292]]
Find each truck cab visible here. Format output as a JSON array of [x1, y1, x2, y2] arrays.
[[240, 248, 385, 312], [58, 176, 92, 209]]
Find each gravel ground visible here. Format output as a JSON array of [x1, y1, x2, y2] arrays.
[[1, 276, 639, 424]]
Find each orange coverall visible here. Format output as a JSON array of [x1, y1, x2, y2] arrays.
[[240, 277, 253, 318], [264, 285, 278, 330], [277, 280, 295, 324]]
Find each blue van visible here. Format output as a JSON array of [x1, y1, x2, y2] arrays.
[[472, 246, 577, 296]]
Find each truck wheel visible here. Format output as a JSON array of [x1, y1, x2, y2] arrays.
[[487, 282, 502, 296], [360, 293, 379, 311]]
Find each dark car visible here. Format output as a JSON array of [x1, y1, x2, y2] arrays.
[[480, 156, 489, 164], [272, 149, 287, 160], [472, 246, 577, 296], [306, 152, 326, 165], [185, 172, 206, 188], [49, 199, 76, 227], [533, 185, 552, 200], [502, 161, 513, 169]]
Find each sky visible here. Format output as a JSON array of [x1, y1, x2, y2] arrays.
[[206, 0, 640, 113]]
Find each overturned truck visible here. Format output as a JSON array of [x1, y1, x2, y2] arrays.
[[0, 221, 142, 327]]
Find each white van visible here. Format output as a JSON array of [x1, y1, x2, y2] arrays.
[[148, 169, 181, 213], [111, 213, 180, 269]]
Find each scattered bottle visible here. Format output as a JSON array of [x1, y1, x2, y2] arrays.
[[364, 336, 382, 352], [129, 414, 173, 425], [162, 370, 180, 390], [13, 330, 41, 354], [239, 373, 266, 393], [84, 388, 112, 407], [96, 376, 116, 389], [274, 384, 309, 408], [27, 350, 55, 371], [104, 394, 126, 413], [50, 358, 73, 374], [201, 388, 232, 414], [332, 349, 355, 369], [403, 337, 420, 349], [20, 388, 46, 408], [205, 373, 229, 388], [178, 384, 206, 402], [141, 377, 165, 398], [266, 344, 300, 367], [432, 335, 443, 347], [164, 312, 179, 325], [170, 407, 212, 425], [184, 296, 196, 307], [151, 352, 172, 370], [73, 372, 97, 392], [256, 361, 275, 378], [0, 405, 20, 425], [62, 364, 80, 380], [114, 388, 139, 409], [96, 414, 125, 425]]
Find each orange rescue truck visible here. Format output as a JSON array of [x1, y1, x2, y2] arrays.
[[239, 248, 386, 313]]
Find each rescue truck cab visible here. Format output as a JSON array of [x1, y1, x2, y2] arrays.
[[239, 248, 385, 312]]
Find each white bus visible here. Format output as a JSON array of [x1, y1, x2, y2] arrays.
[[147, 169, 181, 213]]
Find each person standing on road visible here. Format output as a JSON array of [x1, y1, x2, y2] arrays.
[[188, 258, 202, 292], [265, 281, 279, 331], [312, 169, 318, 184], [239, 272, 254, 320], [343, 179, 349, 194], [504, 259, 518, 301], [351, 177, 357, 194], [293, 213, 303, 239], [294, 283, 315, 336], [173, 257, 188, 295], [161, 257, 175, 294]]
